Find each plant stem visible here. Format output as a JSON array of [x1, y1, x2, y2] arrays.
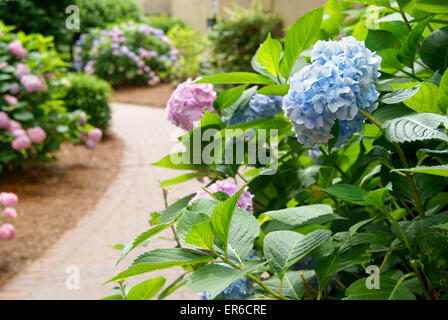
[[163, 188, 182, 248], [409, 260, 432, 300], [319, 146, 350, 182], [300, 272, 314, 300], [358, 109, 425, 219]]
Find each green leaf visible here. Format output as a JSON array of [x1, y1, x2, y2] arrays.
[[151, 154, 207, 171], [257, 84, 289, 96], [12, 110, 34, 121], [101, 295, 123, 300], [343, 0, 391, 6], [366, 29, 401, 52], [107, 248, 213, 283], [0, 152, 17, 162], [261, 270, 315, 299], [383, 113, 448, 143], [392, 165, 448, 177], [159, 173, 207, 188], [196, 73, 275, 85], [177, 210, 211, 244], [126, 277, 166, 300], [344, 276, 416, 300], [378, 48, 403, 71], [364, 188, 389, 207], [263, 229, 331, 277], [256, 33, 283, 77], [321, 184, 368, 205], [398, 16, 432, 68], [280, 7, 324, 78], [117, 222, 176, 265], [420, 26, 448, 71], [160, 194, 195, 224], [380, 85, 421, 105], [187, 262, 266, 299], [222, 86, 258, 121], [438, 69, 448, 114], [158, 274, 188, 300], [185, 221, 214, 250], [392, 82, 440, 114], [213, 85, 248, 111], [210, 185, 247, 256], [416, 0, 448, 13], [260, 204, 340, 227]]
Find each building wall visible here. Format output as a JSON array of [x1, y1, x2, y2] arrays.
[[140, 0, 327, 33]]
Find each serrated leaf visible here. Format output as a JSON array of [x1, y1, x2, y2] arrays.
[[416, 0, 448, 13], [383, 113, 448, 143], [107, 248, 213, 283], [438, 69, 448, 114], [196, 72, 275, 85], [256, 33, 283, 77], [380, 85, 421, 105], [392, 165, 448, 177], [261, 270, 315, 299], [213, 85, 248, 111], [344, 276, 416, 300], [160, 194, 195, 224], [392, 82, 440, 114], [159, 173, 207, 188], [343, 0, 391, 6], [222, 86, 258, 121], [420, 26, 448, 71], [321, 184, 368, 205], [126, 277, 166, 300], [185, 221, 214, 250], [398, 16, 432, 68], [260, 204, 340, 227], [187, 262, 265, 299], [263, 229, 331, 277], [257, 84, 289, 96], [158, 274, 188, 300], [280, 7, 324, 78]]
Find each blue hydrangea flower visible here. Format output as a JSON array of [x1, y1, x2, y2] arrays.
[[283, 36, 381, 147], [230, 93, 283, 125]]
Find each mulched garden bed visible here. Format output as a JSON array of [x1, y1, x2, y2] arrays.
[[0, 132, 124, 288]]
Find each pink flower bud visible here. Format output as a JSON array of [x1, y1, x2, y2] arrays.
[[0, 223, 15, 240], [0, 192, 18, 207], [3, 207, 17, 219], [11, 135, 31, 150], [0, 112, 11, 129], [26, 127, 46, 144], [88, 128, 102, 143]]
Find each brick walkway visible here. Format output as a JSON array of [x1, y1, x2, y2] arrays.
[[0, 103, 201, 300]]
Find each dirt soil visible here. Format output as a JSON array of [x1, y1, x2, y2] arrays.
[[112, 83, 175, 108], [0, 132, 124, 288]]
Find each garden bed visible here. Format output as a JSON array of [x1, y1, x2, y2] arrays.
[[112, 83, 175, 108], [0, 133, 123, 288]]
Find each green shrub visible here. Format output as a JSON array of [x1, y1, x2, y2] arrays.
[[207, 1, 283, 74], [64, 73, 113, 130], [167, 25, 209, 83], [78, 0, 143, 35], [143, 14, 185, 34], [0, 0, 74, 47]]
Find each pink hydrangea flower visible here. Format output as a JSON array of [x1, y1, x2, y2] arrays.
[[27, 127, 46, 144], [0, 112, 11, 130], [85, 139, 97, 149], [11, 135, 31, 150], [0, 62, 8, 69], [14, 63, 30, 79], [3, 94, 18, 105], [3, 207, 17, 219], [88, 128, 102, 143], [10, 82, 20, 94], [8, 120, 22, 131], [20, 74, 44, 93], [189, 179, 254, 212], [166, 78, 217, 131], [12, 129, 26, 138], [0, 192, 18, 207], [79, 112, 87, 125], [0, 223, 15, 240], [9, 40, 27, 59]]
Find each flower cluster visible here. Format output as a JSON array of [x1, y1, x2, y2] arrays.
[[9, 40, 27, 59], [80, 128, 103, 150], [0, 192, 19, 241], [283, 36, 381, 147], [166, 78, 217, 131], [0, 111, 47, 150], [74, 22, 177, 86], [189, 179, 254, 213], [230, 93, 283, 125]]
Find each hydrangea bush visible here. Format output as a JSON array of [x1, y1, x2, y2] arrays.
[[0, 23, 102, 171], [74, 21, 178, 86], [107, 0, 448, 301], [0, 192, 18, 241]]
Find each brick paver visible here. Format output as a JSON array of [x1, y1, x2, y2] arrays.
[[0, 103, 202, 300]]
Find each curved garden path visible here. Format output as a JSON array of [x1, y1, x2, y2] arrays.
[[0, 102, 201, 300]]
